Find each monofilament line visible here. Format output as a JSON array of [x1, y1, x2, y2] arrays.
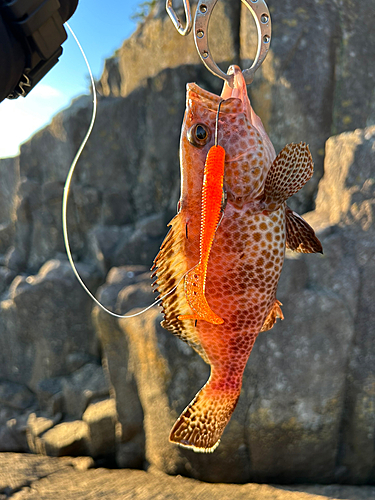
[[214, 99, 224, 147], [62, 22, 184, 319]]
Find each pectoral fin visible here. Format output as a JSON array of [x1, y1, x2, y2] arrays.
[[263, 142, 314, 210], [286, 206, 323, 254]]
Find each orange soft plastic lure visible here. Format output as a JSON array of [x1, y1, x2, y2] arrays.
[[178, 144, 225, 325]]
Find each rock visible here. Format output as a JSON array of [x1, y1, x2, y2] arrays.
[[0, 381, 36, 412], [88, 214, 170, 271], [0, 383, 36, 452], [97, 56, 122, 97], [0, 453, 374, 500], [0, 0, 375, 483], [61, 363, 109, 419], [112, 213, 169, 268], [82, 399, 116, 457], [0, 266, 15, 295], [26, 413, 62, 454], [244, 251, 356, 483], [41, 420, 89, 457], [304, 125, 375, 483], [0, 223, 14, 256], [100, 0, 239, 98], [95, 265, 149, 310], [92, 270, 146, 468], [0, 410, 30, 452], [331, 0, 375, 135], [116, 434, 145, 469], [240, 0, 337, 211], [35, 378, 63, 415], [0, 259, 100, 391], [9, 65, 219, 273], [0, 157, 19, 255]]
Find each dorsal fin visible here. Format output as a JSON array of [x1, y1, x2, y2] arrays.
[[263, 142, 314, 211], [152, 212, 210, 363], [286, 206, 323, 254]]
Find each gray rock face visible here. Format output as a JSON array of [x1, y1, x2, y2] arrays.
[[61, 363, 109, 419], [92, 267, 148, 469], [0, 157, 19, 254], [0, 259, 100, 390], [305, 126, 375, 484]]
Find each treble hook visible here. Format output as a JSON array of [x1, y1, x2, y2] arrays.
[[166, 0, 271, 86]]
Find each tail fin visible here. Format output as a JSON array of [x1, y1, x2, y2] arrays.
[[169, 382, 240, 452]]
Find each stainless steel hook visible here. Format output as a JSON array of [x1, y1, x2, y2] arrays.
[[166, 0, 271, 86], [166, 0, 192, 36]]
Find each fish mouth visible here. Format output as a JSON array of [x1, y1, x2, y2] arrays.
[[187, 65, 251, 120]]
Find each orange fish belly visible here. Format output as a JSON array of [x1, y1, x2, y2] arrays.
[[201, 204, 286, 372]]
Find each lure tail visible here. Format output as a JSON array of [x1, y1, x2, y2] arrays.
[[178, 263, 224, 324], [169, 372, 240, 452]]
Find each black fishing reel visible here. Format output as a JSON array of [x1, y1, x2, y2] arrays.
[[0, 0, 78, 102]]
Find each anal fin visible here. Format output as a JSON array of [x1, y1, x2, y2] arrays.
[[263, 142, 313, 210], [286, 206, 323, 254]]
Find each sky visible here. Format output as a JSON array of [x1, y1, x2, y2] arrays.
[[0, 0, 142, 158]]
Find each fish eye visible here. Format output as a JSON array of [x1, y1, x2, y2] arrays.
[[195, 125, 207, 140], [187, 123, 210, 147]]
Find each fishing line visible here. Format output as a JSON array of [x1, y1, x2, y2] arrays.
[[214, 99, 224, 147], [62, 22, 186, 319]]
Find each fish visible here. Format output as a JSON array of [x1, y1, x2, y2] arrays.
[[152, 65, 322, 453]]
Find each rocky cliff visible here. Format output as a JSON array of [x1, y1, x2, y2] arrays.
[[0, 0, 375, 487]]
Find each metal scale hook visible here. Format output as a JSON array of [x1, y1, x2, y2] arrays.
[[166, 0, 271, 86]]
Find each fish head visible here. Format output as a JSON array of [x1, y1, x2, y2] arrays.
[[180, 65, 275, 208]]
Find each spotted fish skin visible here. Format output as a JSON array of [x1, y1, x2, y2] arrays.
[[153, 65, 322, 452]]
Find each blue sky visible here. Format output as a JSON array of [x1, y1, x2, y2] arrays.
[[0, 0, 142, 158]]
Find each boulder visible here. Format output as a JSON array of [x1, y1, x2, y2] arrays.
[[26, 413, 62, 454], [82, 399, 117, 457], [40, 420, 89, 457]]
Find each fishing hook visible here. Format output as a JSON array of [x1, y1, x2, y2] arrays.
[[166, 0, 271, 86]]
